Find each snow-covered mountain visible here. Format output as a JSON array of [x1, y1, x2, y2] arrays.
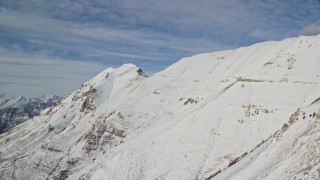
[[0, 35, 319, 180], [0, 95, 60, 133]]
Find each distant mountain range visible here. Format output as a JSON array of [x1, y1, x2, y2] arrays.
[[0, 35, 319, 179], [0, 94, 60, 133]]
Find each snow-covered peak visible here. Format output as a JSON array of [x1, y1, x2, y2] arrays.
[[79, 63, 144, 91], [65, 63, 147, 109], [0, 94, 60, 109], [0, 95, 60, 133], [0, 35, 319, 180]]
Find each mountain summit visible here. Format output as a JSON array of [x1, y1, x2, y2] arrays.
[[0, 35, 319, 180]]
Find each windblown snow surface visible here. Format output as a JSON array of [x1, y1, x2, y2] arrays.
[[0, 35, 320, 180]]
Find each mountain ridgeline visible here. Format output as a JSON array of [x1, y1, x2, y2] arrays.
[[0, 35, 319, 180], [0, 95, 60, 133]]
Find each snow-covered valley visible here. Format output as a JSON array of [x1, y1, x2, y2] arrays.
[[0, 35, 319, 180]]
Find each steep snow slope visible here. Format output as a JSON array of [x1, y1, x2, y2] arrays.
[[0, 95, 59, 133], [213, 101, 320, 180], [0, 64, 147, 179], [0, 35, 319, 180]]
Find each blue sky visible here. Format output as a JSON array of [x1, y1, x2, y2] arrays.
[[0, 0, 320, 97]]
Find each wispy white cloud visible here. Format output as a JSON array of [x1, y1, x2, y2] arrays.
[[0, 7, 229, 64], [299, 22, 320, 36], [0, 0, 320, 97], [0, 48, 106, 97]]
